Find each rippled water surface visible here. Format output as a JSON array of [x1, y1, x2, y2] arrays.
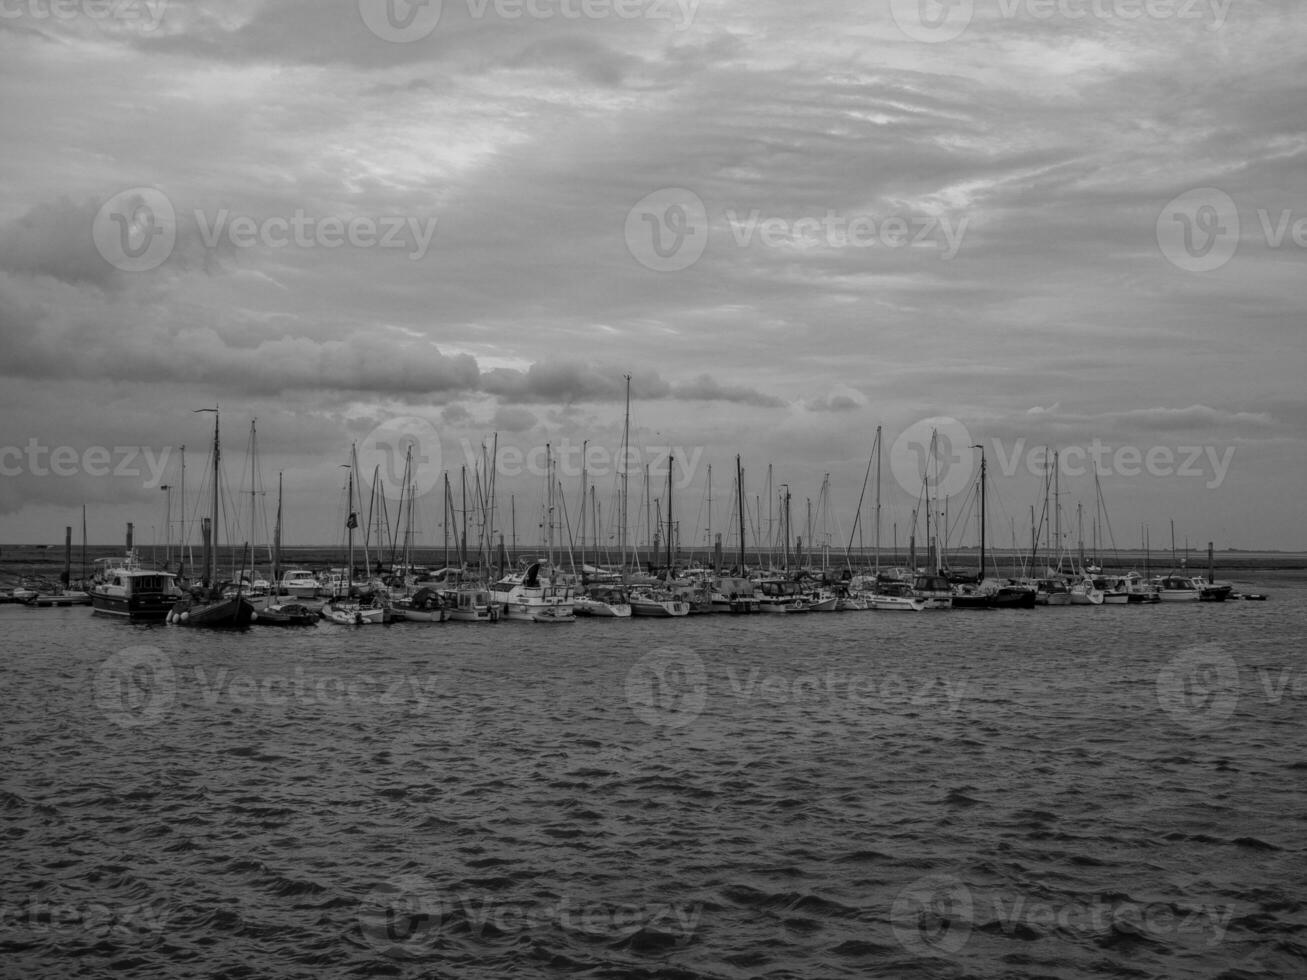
[[3, 586, 1306, 978]]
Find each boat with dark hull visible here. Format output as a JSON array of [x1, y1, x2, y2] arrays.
[[90, 552, 182, 621], [254, 601, 319, 626], [169, 407, 256, 629], [168, 589, 256, 628], [992, 582, 1038, 608]]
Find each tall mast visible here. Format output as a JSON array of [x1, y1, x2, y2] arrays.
[[1054, 449, 1061, 572], [1031, 504, 1038, 574], [396, 446, 412, 573], [1077, 501, 1085, 571], [245, 419, 258, 580], [487, 433, 498, 577], [620, 374, 630, 577], [442, 471, 450, 571], [212, 410, 220, 585], [545, 444, 553, 565], [781, 484, 791, 572], [973, 444, 986, 581], [273, 470, 283, 588], [178, 445, 187, 579], [736, 455, 746, 571], [579, 440, 587, 578], [666, 453, 674, 575], [706, 463, 712, 567], [160, 482, 171, 567], [874, 425, 881, 574], [346, 448, 359, 594], [190, 407, 221, 586]]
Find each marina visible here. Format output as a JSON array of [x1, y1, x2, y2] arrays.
[[3, 1, 1303, 976]]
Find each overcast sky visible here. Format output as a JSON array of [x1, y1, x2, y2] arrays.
[[1, 0, 1303, 559]]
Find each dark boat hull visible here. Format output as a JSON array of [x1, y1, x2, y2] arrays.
[[170, 595, 256, 628], [993, 588, 1038, 609], [952, 593, 997, 609], [91, 591, 176, 621], [254, 603, 318, 626]]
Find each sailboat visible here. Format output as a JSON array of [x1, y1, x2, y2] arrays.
[[572, 437, 633, 618], [490, 446, 574, 622], [168, 408, 256, 628], [904, 429, 952, 610], [257, 473, 318, 625], [629, 451, 689, 617], [321, 447, 391, 624]]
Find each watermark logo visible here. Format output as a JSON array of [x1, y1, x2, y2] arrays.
[[889, 416, 976, 499], [889, 0, 975, 43], [1156, 187, 1240, 273], [357, 416, 444, 502], [625, 646, 708, 728], [1156, 643, 1239, 731], [890, 874, 973, 956], [358, 876, 446, 959], [92, 187, 176, 273], [625, 187, 710, 273], [93, 646, 177, 729], [357, 0, 444, 42]]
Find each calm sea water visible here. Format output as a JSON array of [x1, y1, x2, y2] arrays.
[[2, 587, 1305, 978]]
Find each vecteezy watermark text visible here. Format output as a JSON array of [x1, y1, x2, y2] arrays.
[[193, 208, 438, 260], [625, 187, 970, 272], [889, 0, 1235, 44], [356, 416, 712, 503], [93, 647, 441, 728], [888, 417, 1237, 499], [722, 209, 969, 259], [0, 0, 169, 31], [0, 440, 172, 487], [358, 876, 702, 959], [891, 874, 1234, 958], [624, 646, 971, 729], [92, 187, 440, 272], [357, 0, 700, 43], [0, 894, 170, 943]]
